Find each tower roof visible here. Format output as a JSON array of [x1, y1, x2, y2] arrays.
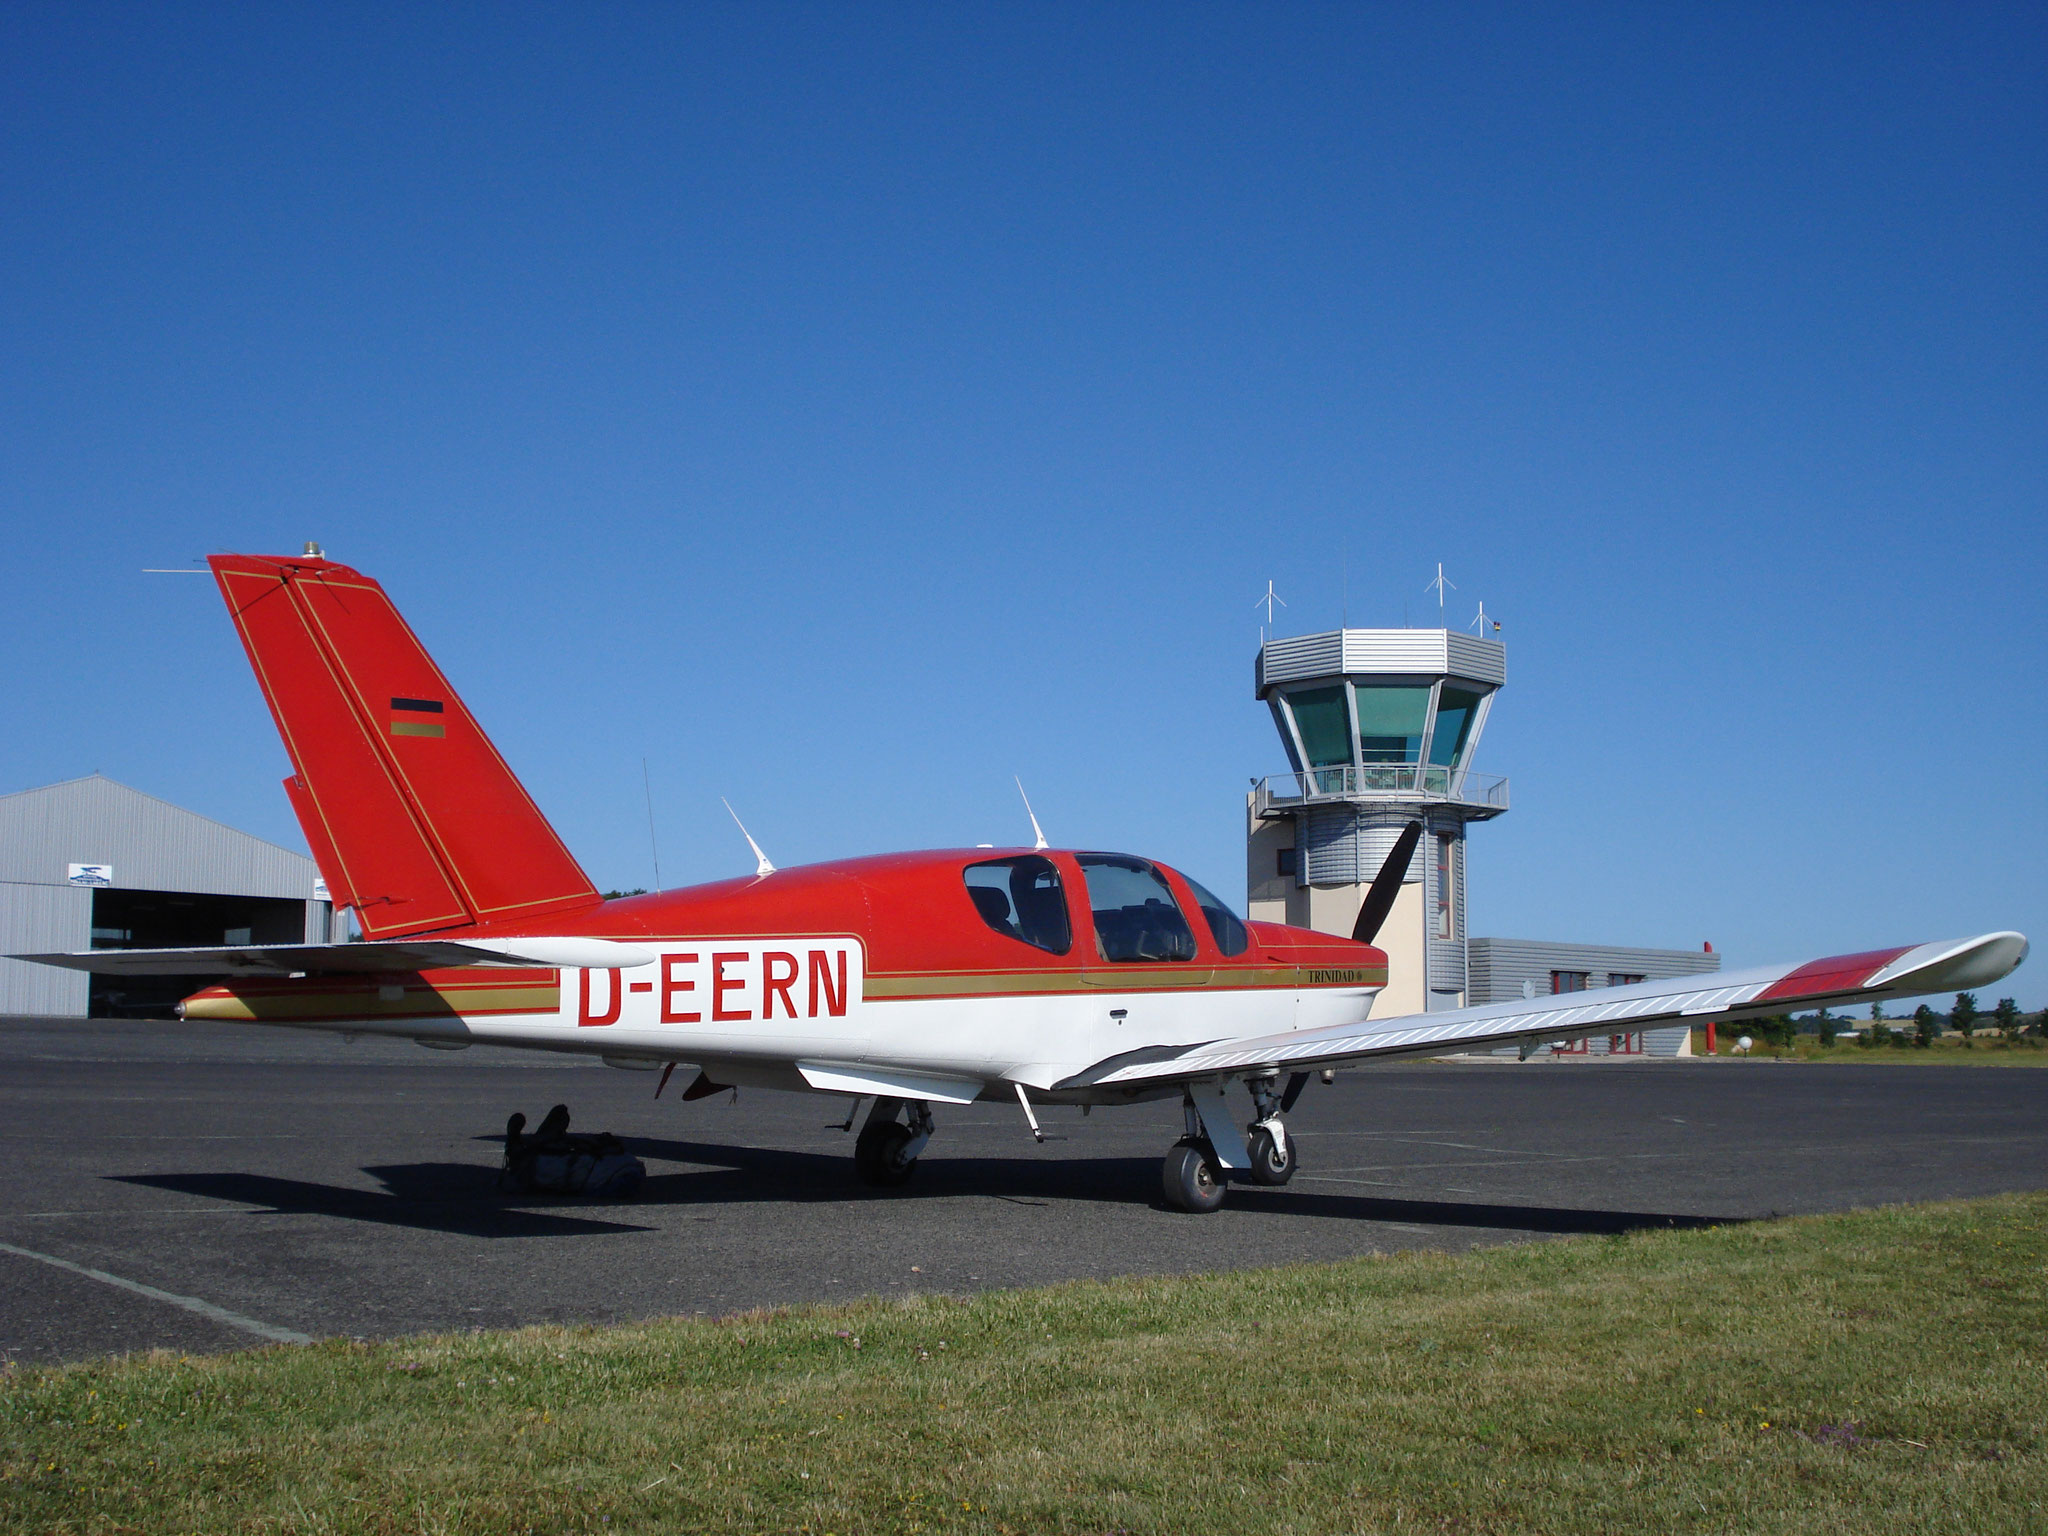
[[1257, 627, 1505, 696]]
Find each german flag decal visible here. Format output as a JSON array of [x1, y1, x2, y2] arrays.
[[389, 697, 445, 738]]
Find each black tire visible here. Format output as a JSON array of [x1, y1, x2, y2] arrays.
[[854, 1120, 918, 1187], [1162, 1139, 1227, 1213], [1247, 1124, 1296, 1186]]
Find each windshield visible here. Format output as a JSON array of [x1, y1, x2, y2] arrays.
[[1179, 873, 1250, 957], [1076, 854, 1198, 963]]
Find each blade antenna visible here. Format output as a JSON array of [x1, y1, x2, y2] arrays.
[[1015, 777, 1049, 850], [722, 798, 776, 877], [1353, 821, 1424, 945]]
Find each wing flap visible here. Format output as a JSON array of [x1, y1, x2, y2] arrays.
[[1057, 931, 2028, 1090], [16, 937, 656, 977]]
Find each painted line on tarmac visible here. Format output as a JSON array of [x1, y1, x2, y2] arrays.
[[0, 1241, 313, 1345]]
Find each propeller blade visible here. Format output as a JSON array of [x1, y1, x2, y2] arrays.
[[1352, 821, 1423, 945]]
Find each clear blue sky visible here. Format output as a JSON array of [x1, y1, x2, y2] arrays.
[[3, 5, 2042, 1002]]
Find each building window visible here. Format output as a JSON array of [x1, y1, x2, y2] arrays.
[[1435, 834, 1453, 939], [1607, 1032, 1645, 1055], [1352, 684, 1430, 764], [1607, 973, 1645, 988], [1429, 686, 1485, 771], [1276, 846, 1297, 877], [1551, 970, 1590, 994], [1286, 686, 1351, 770]]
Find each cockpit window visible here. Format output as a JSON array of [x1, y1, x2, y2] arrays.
[[963, 855, 1072, 955], [1076, 854, 1199, 963], [1179, 873, 1250, 957]]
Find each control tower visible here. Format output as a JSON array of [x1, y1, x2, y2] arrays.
[[1246, 628, 1508, 1016]]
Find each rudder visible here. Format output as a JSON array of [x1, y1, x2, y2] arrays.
[[210, 552, 600, 938]]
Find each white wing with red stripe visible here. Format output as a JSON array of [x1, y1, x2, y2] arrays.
[[1055, 931, 2028, 1090]]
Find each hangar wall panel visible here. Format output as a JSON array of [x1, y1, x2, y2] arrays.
[[0, 776, 318, 899], [0, 881, 90, 1015]]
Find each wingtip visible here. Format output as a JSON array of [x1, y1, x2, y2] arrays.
[[1871, 931, 2029, 994]]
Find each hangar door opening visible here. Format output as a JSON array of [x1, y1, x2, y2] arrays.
[[88, 888, 306, 1018]]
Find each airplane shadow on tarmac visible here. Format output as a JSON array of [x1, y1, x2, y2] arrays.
[[601, 1133, 1735, 1238], [112, 1167, 656, 1238], [108, 1136, 1735, 1241]]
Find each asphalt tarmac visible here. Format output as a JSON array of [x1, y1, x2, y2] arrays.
[[3, 1016, 2043, 1366]]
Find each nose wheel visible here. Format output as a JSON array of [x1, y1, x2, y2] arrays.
[[1246, 1123, 1296, 1185]]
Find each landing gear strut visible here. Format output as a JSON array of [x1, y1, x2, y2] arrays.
[[854, 1097, 934, 1188], [1160, 1075, 1301, 1212]]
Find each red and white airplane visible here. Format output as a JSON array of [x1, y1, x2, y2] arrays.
[[27, 552, 2029, 1211]]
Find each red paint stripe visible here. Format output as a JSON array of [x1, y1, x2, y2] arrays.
[[1755, 946, 1913, 1004]]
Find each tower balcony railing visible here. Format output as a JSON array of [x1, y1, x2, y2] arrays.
[[1253, 766, 1510, 818]]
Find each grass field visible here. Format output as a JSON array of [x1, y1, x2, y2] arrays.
[[1688, 1031, 2048, 1064], [4, 1195, 2044, 1535]]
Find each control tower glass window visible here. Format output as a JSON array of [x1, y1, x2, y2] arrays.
[[963, 856, 1072, 955], [1179, 873, 1250, 957], [1352, 685, 1429, 764], [1077, 854, 1198, 963], [1286, 686, 1350, 771], [1429, 686, 1485, 771]]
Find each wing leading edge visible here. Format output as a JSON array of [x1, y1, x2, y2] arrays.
[[1055, 931, 2029, 1090]]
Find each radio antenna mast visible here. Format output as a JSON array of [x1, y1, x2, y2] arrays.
[[1425, 563, 1456, 620], [1254, 580, 1287, 644], [641, 758, 663, 891]]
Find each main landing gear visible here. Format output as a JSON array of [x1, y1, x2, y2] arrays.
[[853, 1097, 935, 1188], [1161, 1073, 1303, 1213]]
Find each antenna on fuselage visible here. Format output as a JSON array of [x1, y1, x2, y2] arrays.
[[1015, 777, 1049, 850], [721, 798, 775, 877], [642, 758, 663, 891]]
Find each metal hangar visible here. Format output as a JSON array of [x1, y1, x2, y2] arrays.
[[0, 774, 342, 1018]]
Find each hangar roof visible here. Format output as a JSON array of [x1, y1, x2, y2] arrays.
[[0, 774, 321, 901]]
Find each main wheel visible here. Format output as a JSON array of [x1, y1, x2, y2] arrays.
[[854, 1120, 918, 1187], [1162, 1139, 1227, 1213], [1247, 1124, 1296, 1186]]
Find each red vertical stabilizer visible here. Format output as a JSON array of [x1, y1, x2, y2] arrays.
[[210, 553, 601, 938]]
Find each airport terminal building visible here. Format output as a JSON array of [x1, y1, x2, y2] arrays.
[[0, 775, 342, 1018]]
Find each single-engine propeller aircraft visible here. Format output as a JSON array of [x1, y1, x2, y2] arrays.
[[24, 552, 2029, 1210]]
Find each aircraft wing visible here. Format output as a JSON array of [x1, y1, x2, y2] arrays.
[[1055, 931, 2029, 1090], [16, 936, 655, 977]]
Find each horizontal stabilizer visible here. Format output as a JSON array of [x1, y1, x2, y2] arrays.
[[1057, 930, 2029, 1090], [18, 936, 656, 978]]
